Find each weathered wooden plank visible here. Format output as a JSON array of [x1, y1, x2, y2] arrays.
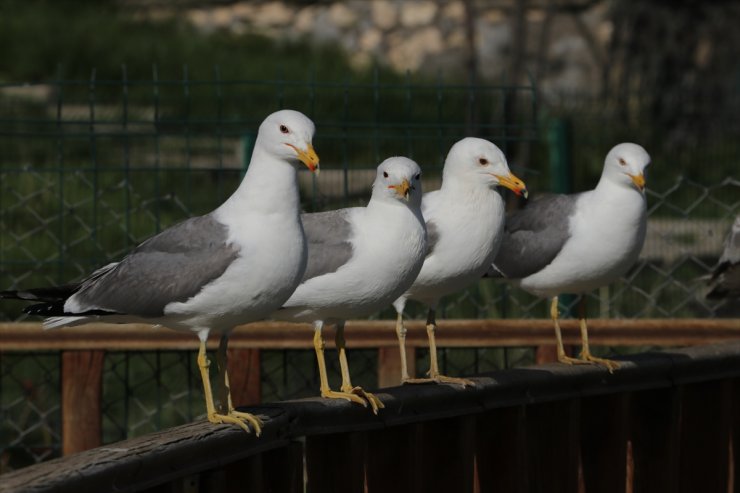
[[630, 387, 681, 493], [227, 348, 261, 406], [4, 343, 740, 493], [475, 406, 528, 493], [61, 350, 104, 455], [2, 319, 740, 351], [580, 393, 629, 493], [678, 380, 732, 493], [305, 432, 365, 493], [525, 398, 581, 493]]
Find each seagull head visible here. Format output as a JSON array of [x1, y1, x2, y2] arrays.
[[603, 143, 650, 193], [443, 137, 528, 198], [372, 156, 423, 207], [258, 109, 320, 174]]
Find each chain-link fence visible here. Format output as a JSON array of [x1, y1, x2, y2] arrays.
[[1, 75, 738, 472]]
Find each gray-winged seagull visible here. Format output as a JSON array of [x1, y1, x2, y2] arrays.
[[706, 215, 740, 300], [0, 109, 320, 434], [273, 157, 427, 413], [487, 142, 650, 371], [392, 138, 528, 386]]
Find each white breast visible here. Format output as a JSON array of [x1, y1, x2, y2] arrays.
[[519, 186, 647, 298], [407, 189, 505, 305], [279, 201, 427, 322], [164, 210, 307, 332]]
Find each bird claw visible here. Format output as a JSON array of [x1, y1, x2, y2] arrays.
[[579, 352, 620, 373], [341, 385, 385, 414], [208, 410, 263, 436], [321, 389, 369, 407], [558, 352, 620, 373], [403, 374, 475, 388]]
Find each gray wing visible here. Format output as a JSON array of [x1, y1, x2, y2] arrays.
[[425, 219, 440, 258], [300, 209, 355, 282], [707, 216, 740, 299], [718, 216, 740, 266], [72, 213, 239, 316], [489, 193, 580, 279]]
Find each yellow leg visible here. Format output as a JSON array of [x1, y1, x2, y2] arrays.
[[198, 336, 261, 435], [313, 321, 367, 407], [215, 335, 229, 413], [216, 334, 263, 434], [577, 297, 620, 372], [550, 296, 588, 367], [404, 308, 474, 387], [395, 311, 412, 382], [336, 322, 384, 414]]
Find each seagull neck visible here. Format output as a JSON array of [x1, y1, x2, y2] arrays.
[[440, 177, 496, 205], [219, 149, 301, 216], [368, 196, 423, 221], [594, 175, 641, 199]]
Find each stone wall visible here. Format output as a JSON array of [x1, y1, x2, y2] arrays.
[[168, 0, 612, 95]]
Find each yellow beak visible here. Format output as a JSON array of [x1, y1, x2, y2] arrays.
[[629, 173, 645, 191], [287, 143, 320, 174], [388, 178, 411, 201], [493, 172, 528, 198]]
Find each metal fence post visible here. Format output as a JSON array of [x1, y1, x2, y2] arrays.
[[537, 118, 575, 363]]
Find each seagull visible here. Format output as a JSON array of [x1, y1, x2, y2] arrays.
[[0, 109, 320, 434], [273, 157, 427, 413], [487, 143, 650, 371], [706, 215, 740, 300], [392, 138, 528, 386]]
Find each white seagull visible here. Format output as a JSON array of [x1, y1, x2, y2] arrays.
[[0, 109, 320, 434], [273, 157, 427, 412], [393, 138, 528, 386], [488, 142, 650, 371], [706, 215, 740, 300]]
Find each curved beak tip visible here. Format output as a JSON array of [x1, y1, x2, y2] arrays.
[[495, 172, 528, 199], [293, 143, 320, 174], [630, 173, 646, 191]]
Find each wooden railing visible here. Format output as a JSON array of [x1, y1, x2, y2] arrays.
[[1, 319, 740, 457], [2, 340, 740, 493]]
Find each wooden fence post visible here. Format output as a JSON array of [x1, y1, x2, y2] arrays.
[[580, 393, 629, 493], [366, 424, 419, 492], [415, 416, 476, 493], [377, 346, 415, 388], [678, 380, 732, 493], [630, 387, 682, 493], [475, 406, 528, 493], [61, 350, 104, 455], [525, 398, 581, 493], [227, 348, 261, 406], [306, 432, 366, 493]]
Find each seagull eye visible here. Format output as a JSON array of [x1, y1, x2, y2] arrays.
[[479, 158, 489, 166], [618, 158, 627, 166], [383, 171, 389, 178], [414, 173, 420, 180], [279, 125, 289, 134]]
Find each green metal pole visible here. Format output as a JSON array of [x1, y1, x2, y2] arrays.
[[547, 118, 573, 194], [547, 118, 575, 316]]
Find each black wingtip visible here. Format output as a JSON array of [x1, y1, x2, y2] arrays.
[[1, 284, 79, 303], [24, 302, 65, 316]]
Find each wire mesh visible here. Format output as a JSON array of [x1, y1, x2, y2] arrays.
[[1, 74, 738, 472]]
